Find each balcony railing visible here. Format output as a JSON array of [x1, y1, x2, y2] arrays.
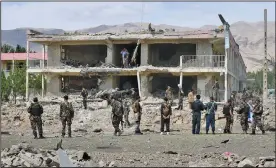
[[181, 55, 225, 68]]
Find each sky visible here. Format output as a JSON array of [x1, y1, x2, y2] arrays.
[[1, 2, 275, 30]]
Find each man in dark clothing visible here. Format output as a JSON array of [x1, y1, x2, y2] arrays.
[[223, 99, 234, 133], [236, 96, 250, 134], [160, 97, 172, 135], [60, 95, 74, 138], [251, 99, 265, 135], [205, 96, 217, 134], [81, 87, 88, 109], [191, 95, 205, 134], [28, 97, 44, 139]]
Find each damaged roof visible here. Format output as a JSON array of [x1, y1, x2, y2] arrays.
[[27, 29, 225, 43]]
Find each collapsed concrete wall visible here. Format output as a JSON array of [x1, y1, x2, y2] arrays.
[[62, 45, 107, 67], [149, 43, 196, 67], [62, 76, 98, 91]]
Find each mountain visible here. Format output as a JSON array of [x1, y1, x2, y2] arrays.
[[1, 21, 275, 72]]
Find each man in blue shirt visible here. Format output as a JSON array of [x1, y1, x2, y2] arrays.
[[191, 95, 205, 134], [205, 96, 217, 134], [120, 48, 129, 68]]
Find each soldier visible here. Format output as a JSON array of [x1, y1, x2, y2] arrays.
[[160, 97, 172, 135], [205, 96, 217, 134], [223, 99, 234, 133], [176, 92, 184, 110], [188, 89, 194, 109], [123, 99, 131, 128], [191, 95, 205, 134], [212, 79, 220, 102], [81, 87, 88, 109], [236, 96, 250, 134], [27, 97, 44, 139], [165, 86, 173, 106], [251, 99, 265, 135], [60, 95, 74, 138], [132, 96, 143, 135], [110, 96, 124, 136]]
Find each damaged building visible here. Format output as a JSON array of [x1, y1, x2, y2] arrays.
[[26, 16, 246, 102]]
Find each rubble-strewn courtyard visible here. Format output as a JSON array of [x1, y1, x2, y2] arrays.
[[1, 92, 275, 167]]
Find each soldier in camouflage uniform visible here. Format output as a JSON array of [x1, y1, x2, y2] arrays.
[[110, 96, 124, 136], [81, 87, 88, 109], [28, 97, 44, 139], [165, 86, 173, 106], [236, 96, 250, 134], [122, 100, 131, 128], [160, 97, 172, 135], [212, 79, 220, 102], [60, 95, 74, 138], [251, 99, 265, 135], [176, 92, 184, 110], [132, 96, 143, 135]]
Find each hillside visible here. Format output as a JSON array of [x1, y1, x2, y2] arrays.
[[1, 21, 275, 72]]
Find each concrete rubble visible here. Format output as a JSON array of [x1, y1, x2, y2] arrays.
[[1, 143, 275, 167]]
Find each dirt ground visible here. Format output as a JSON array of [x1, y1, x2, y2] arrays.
[[1, 131, 275, 167], [1, 95, 275, 167]]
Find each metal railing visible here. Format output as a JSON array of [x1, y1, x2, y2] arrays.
[[181, 55, 225, 68]]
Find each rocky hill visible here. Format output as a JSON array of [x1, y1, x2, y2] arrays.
[[1, 21, 275, 72]]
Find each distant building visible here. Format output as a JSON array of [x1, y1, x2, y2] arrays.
[[1, 53, 47, 77]]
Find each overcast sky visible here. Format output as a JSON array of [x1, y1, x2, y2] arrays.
[[2, 2, 275, 30]]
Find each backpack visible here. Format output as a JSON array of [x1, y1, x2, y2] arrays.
[[223, 104, 230, 115], [163, 103, 170, 117]]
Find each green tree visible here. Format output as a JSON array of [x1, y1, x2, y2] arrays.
[[1, 44, 15, 53], [9, 66, 26, 103], [1, 71, 12, 101], [246, 69, 275, 93]]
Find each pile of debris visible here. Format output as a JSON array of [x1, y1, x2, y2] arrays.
[[1, 142, 98, 167]]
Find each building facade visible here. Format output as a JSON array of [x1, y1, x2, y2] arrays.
[[26, 22, 246, 102]]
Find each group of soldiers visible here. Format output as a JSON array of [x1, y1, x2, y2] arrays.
[[27, 85, 265, 139], [27, 95, 74, 139]]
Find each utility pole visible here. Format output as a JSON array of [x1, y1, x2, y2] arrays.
[[263, 9, 268, 103]]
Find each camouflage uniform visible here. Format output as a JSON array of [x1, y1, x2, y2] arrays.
[[252, 102, 265, 134], [223, 103, 234, 133], [81, 89, 88, 109], [28, 102, 44, 138], [160, 101, 172, 133], [237, 100, 250, 133], [132, 99, 142, 134], [212, 82, 220, 102], [165, 87, 173, 106], [176, 94, 183, 110], [60, 101, 74, 137], [111, 99, 124, 136], [123, 100, 130, 128]]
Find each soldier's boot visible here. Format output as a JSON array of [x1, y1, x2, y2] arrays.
[[61, 133, 65, 138], [33, 131, 38, 139], [68, 133, 72, 138], [223, 129, 227, 134], [251, 130, 256, 135], [39, 134, 45, 139], [262, 130, 265, 134], [113, 131, 117, 136]]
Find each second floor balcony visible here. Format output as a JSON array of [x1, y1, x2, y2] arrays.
[[181, 55, 225, 69]]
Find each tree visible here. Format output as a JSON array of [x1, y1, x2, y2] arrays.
[[1, 71, 12, 101], [246, 69, 275, 93], [9, 66, 26, 103], [1, 44, 15, 53]]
